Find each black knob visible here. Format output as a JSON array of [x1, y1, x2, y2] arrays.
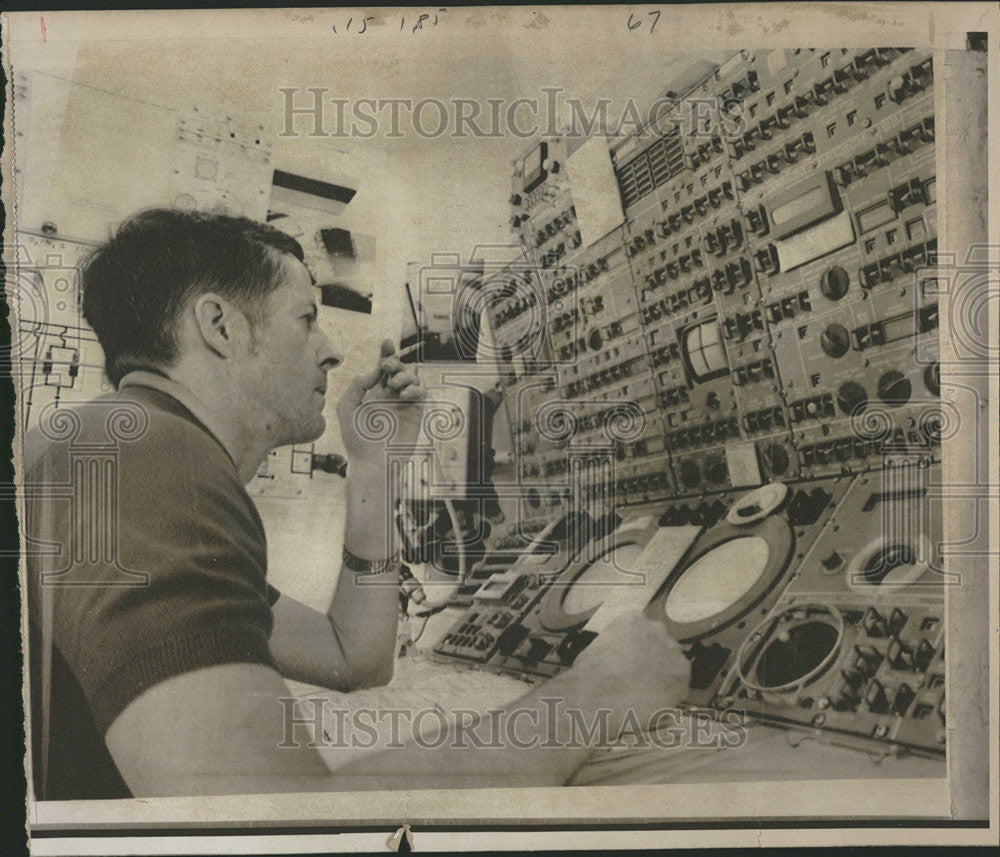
[[678, 459, 701, 488], [820, 551, 843, 570], [312, 453, 348, 476], [704, 455, 728, 484], [924, 361, 940, 396], [878, 371, 912, 407], [820, 265, 850, 300], [837, 381, 868, 416], [820, 323, 851, 358]]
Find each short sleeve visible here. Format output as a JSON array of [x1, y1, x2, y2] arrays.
[[266, 582, 283, 607], [38, 409, 277, 736]]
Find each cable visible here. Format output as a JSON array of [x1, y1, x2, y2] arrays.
[[442, 497, 467, 585]]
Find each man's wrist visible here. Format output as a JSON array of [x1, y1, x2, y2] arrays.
[[342, 546, 401, 576]]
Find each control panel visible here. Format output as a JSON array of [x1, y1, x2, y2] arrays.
[[439, 47, 945, 761]]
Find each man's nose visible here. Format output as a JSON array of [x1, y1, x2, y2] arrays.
[[319, 336, 344, 371]]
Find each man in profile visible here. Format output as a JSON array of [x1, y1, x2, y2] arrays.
[[26, 208, 688, 798]]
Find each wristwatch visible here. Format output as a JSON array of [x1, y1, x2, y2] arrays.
[[342, 546, 402, 576]]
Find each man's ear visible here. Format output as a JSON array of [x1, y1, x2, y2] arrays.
[[191, 292, 248, 358]]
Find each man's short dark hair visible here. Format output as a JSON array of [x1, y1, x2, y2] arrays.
[[81, 207, 306, 386]]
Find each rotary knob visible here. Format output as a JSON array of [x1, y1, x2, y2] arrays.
[[820, 265, 850, 301], [678, 459, 701, 489], [837, 381, 868, 416], [820, 323, 851, 358], [924, 361, 940, 396], [878, 371, 912, 407], [704, 455, 728, 484], [887, 75, 908, 103], [820, 550, 843, 571]]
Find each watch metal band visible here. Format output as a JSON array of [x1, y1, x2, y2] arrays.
[[342, 546, 401, 576]]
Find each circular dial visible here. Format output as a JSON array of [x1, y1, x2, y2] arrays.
[[664, 536, 770, 624], [755, 621, 840, 688], [877, 371, 912, 407], [820, 323, 851, 358], [561, 543, 645, 615], [837, 381, 868, 416], [820, 266, 850, 301]]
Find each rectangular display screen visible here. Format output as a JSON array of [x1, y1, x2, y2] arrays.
[[766, 171, 842, 240], [682, 320, 729, 382], [857, 200, 896, 233]]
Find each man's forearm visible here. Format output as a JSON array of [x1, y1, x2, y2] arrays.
[[322, 668, 604, 790], [324, 460, 400, 686], [271, 462, 400, 690], [343, 460, 396, 560]]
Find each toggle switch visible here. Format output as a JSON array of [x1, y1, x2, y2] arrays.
[[863, 607, 889, 638], [866, 679, 890, 713], [854, 644, 883, 674], [523, 636, 553, 663], [841, 667, 865, 690], [832, 678, 861, 711], [888, 608, 908, 635], [892, 682, 916, 715], [888, 636, 914, 670], [914, 639, 936, 672]]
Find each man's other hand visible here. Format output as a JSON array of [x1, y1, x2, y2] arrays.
[[562, 611, 692, 736], [337, 339, 426, 467]]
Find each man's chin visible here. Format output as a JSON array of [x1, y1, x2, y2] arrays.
[[287, 414, 326, 446]]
